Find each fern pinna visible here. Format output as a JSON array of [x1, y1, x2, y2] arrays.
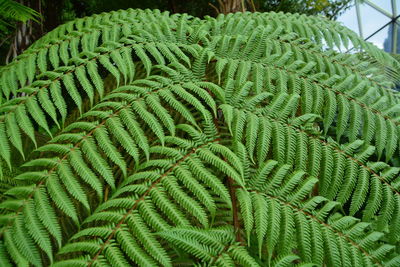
[[0, 8, 400, 267]]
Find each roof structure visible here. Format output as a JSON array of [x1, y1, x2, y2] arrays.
[[354, 0, 399, 53]]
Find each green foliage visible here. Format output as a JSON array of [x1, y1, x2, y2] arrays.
[[80, 0, 351, 20], [256, 0, 352, 19], [0, 0, 41, 42], [0, 0, 41, 24], [0, 8, 400, 267]]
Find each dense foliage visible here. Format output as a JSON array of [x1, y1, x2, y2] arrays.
[[0, 0, 352, 65], [0, 8, 400, 266]]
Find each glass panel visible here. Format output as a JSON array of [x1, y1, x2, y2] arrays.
[[337, 5, 359, 34], [370, 0, 394, 14], [359, 3, 391, 38], [383, 24, 400, 53], [337, 0, 397, 51], [370, 24, 390, 50]]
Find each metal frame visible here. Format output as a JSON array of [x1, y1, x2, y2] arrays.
[[355, 0, 400, 53]]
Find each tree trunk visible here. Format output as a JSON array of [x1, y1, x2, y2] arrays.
[[5, 0, 42, 63], [168, 0, 178, 13], [216, 0, 245, 14], [42, 0, 63, 32]]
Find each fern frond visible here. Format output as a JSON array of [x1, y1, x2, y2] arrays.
[[220, 87, 400, 241], [239, 159, 399, 266], [53, 128, 232, 266], [1, 8, 400, 267], [0, 66, 219, 265], [213, 53, 400, 162], [0, 10, 199, 102]]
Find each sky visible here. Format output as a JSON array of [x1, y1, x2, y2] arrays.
[[336, 0, 398, 49]]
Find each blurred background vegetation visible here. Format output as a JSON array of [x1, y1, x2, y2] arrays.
[[0, 0, 353, 65]]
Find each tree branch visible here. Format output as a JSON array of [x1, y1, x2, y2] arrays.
[[228, 176, 243, 244]]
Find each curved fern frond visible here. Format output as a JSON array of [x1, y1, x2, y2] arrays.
[[52, 128, 234, 267], [206, 11, 400, 79], [218, 83, 400, 243], [0, 26, 204, 163], [239, 159, 400, 266], [207, 30, 400, 161], [0, 9, 200, 100]]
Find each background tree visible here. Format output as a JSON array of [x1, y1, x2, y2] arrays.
[[0, 0, 41, 63], [211, 0, 351, 17]]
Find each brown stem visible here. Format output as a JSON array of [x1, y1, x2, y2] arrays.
[[228, 176, 243, 244], [104, 185, 109, 202], [209, 2, 221, 14], [248, 0, 256, 12]]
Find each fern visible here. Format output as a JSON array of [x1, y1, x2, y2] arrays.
[[1, 8, 400, 267]]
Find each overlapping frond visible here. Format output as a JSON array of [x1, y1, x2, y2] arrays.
[[205, 11, 400, 80], [0, 17, 203, 165], [0, 9, 201, 101], [219, 81, 400, 243], [238, 157, 400, 266], [0, 64, 219, 264], [206, 28, 400, 162], [52, 126, 235, 267]]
